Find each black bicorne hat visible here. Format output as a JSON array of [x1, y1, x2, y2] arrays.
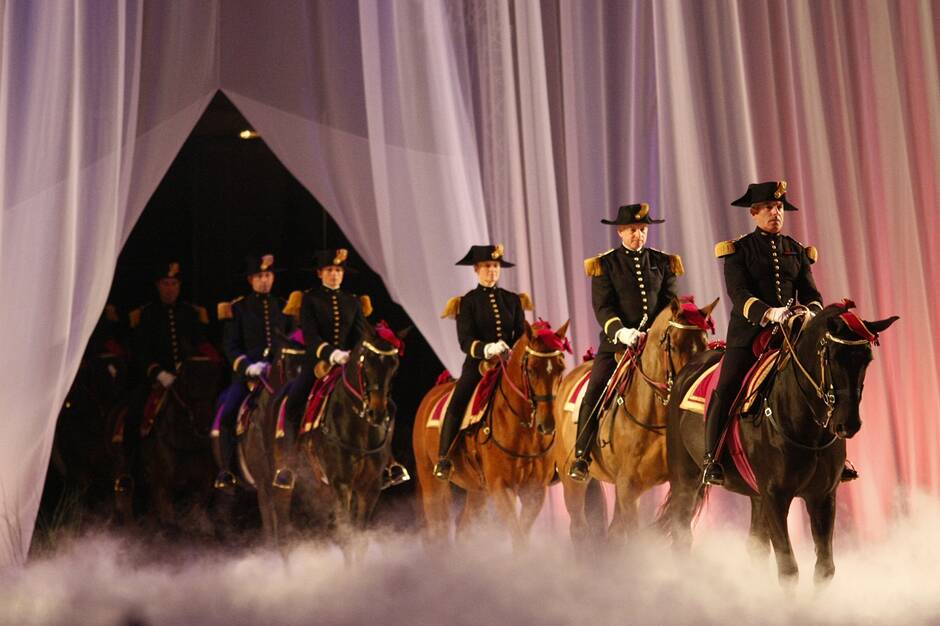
[[731, 180, 799, 211], [303, 248, 358, 273], [455, 244, 515, 267], [243, 253, 281, 276], [154, 261, 182, 281], [600, 203, 665, 225]]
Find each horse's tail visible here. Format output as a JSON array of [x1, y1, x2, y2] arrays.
[[653, 483, 709, 539]]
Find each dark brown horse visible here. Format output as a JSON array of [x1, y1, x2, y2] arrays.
[[116, 356, 220, 528], [553, 298, 717, 548], [658, 302, 898, 585], [413, 321, 569, 551]]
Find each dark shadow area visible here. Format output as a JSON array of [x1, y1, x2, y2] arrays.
[[35, 92, 444, 550]]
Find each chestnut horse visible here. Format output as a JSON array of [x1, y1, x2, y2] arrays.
[[553, 297, 717, 548], [413, 321, 569, 551]]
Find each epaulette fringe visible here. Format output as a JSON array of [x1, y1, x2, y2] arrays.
[[584, 249, 613, 277], [283, 291, 303, 317], [715, 240, 736, 258], [441, 296, 461, 319], [217, 301, 233, 321], [518, 292, 534, 311], [805, 246, 818, 264], [670, 254, 685, 277], [194, 305, 209, 325], [359, 295, 373, 317], [128, 308, 141, 329]]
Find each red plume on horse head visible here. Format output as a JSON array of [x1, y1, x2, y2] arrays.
[[530, 318, 572, 353]]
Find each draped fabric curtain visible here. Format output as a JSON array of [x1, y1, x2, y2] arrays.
[[2, 0, 937, 564]]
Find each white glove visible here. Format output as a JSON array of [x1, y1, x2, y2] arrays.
[[765, 307, 789, 325], [483, 340, 510, 360], [614, 327, 642, 348], [329, 349, 351, 365], [107, 364, 118, 379], [245, 361, 268, 377], [156, 371, 176, 388]]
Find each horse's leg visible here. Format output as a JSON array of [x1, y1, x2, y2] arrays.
[[747, 496, 772, 566], [764, 489, 799, 586], [607, 477, 641, 546], [415, 453, 451, 547], [560, 474, 592, 555], [456, 489, 488, 542], [805, 491, 837, 585], [488, 483, 524, 552], [517, 484, 546, 545]]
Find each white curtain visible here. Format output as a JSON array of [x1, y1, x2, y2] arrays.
[[2, 0, 938, 564]]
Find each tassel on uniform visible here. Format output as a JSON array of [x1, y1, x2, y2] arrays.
[[359, 295, 373, 317], [283, 291, 303, 317], [440, 296, 461, 319]]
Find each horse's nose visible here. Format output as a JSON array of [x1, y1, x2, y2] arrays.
[[537, 423, 555, 436], [835, 424, 851, 439]]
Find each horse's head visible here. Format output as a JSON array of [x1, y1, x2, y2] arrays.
[[351, 322, 409, 426], [791, 301, 898, 439], [648, 296, 719, 378], [508, 319, 570, 436]]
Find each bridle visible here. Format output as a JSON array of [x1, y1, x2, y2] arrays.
[[759, 311, 873, 450], [488, 343, 565, 459], [633, 318, 708, 406], [320, 339, 400, 457]]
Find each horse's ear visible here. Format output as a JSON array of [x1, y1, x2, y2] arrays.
[[555, 319, 570, 338], [669, 297, 682, 315], [700, 297, 719, 318], [397, 325, 414, 340], [524, 320, 533, 340], [864, 316, 899, 334]]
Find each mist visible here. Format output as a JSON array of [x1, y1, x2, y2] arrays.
[[3, 493, 940, 626]]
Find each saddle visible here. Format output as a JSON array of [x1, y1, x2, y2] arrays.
[[111, 387, 168, 443], [425, 367, 501, 432], [274, 366, 343, 439]]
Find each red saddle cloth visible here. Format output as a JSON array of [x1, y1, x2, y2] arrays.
[[140, 388, 169, 437], [689, 349, 782, 494], [470, 367, 500, 415], [295, 366, 344, 435]]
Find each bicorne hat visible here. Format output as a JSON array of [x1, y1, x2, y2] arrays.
[[304, 248, 357, 273], [731, 180, 799, 211], [154, 261, 182, 281], [600, 203, 665, 225], [243, 253, 281, 276], [455, 244, 515, 267]]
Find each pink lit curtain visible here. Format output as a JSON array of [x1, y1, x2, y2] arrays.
[[1, 0, 937, 564]]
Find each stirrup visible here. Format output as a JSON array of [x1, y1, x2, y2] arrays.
[[702, 455, 724, 486], [214, 470, 238, 491], [840, 461, 859, 482], [272, 468, 296, 490], [382, 462, 411, 490], [567, 456, 591, 482], [432, 458, 453, 481], [113, 474, 134, 493]]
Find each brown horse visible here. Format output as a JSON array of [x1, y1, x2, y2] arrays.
[[115, 356, 221, 528], [553, 297, 717, 549], [413, 321, 569, 551]]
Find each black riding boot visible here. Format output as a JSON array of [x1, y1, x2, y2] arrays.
[[434, 409, 462, 480], [703, 391, 726, 485], [568, 402, 598, 482], [214, 426, 238, 491]]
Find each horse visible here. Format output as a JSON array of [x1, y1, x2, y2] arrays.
[[553, 297, 718, 550], [50, 351, 128, 517], [240, 325, 406, 559], [657, 301, 898, 585], [413, 320, 569, 551], [116, 356, 221, 529]]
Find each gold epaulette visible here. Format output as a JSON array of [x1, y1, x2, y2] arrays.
[[669, 254, 685, 276], [193, 305, 209, 325], [584, 249, 614, 277], [714, 240, 736, 258], [359, 295, 373, 317], [518, 292, 534, 311], [105, 304, 119, 322], [129, 308, 142, 329], [283, 290, 303, 317], [441, 296, 461, 319], [217, 301, 233, 321], [805, 245, 818, 264]]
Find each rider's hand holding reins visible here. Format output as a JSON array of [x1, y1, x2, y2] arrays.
[[483, 340, 510, 360], [764, 307, 789, 325], [245, 361, 268, 377], [329, 349, 351, 365], [614, 327, 643, 348], [156, 370, 176, 388]]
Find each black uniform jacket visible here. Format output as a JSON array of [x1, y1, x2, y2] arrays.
[[299, 286, 371, 361], [718, 228, 823, 348], [588, 246, 680, 353], [220, 292, 292, 377], [450, 285, 527, 366], [130, 301, 208, 378]]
